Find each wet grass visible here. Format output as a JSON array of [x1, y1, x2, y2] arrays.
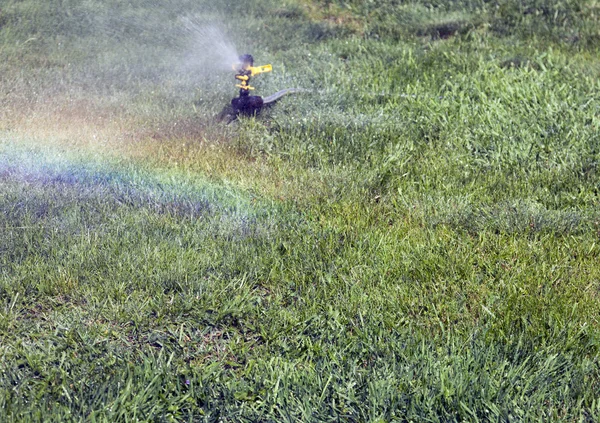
[[1, 0, 600, 421]]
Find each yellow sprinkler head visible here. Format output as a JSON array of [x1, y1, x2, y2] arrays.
[[233, 54, 272, 76]]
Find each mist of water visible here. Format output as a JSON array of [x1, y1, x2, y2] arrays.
[[2, 3, 251, 113], [178, 18, 240, 73]]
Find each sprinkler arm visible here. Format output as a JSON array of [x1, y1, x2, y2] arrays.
[[232, 63, 272, 76], [248, 64, 272, 76]]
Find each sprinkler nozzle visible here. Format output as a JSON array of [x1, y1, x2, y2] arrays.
[[234, 54, 254, 73]]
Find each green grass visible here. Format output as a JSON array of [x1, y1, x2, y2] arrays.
[[1, 0, 600, 421]]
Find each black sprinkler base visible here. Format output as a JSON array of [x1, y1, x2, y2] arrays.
[[231, 95, 264, 116]]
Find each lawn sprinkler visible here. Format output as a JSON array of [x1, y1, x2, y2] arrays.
[[231, 54, 272, 116], [218, 53, 305, 123]]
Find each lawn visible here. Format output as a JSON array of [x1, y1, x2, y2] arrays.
[[1, 0, 599, 421]]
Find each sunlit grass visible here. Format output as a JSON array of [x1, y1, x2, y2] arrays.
[[1, 0, 600, 421]]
